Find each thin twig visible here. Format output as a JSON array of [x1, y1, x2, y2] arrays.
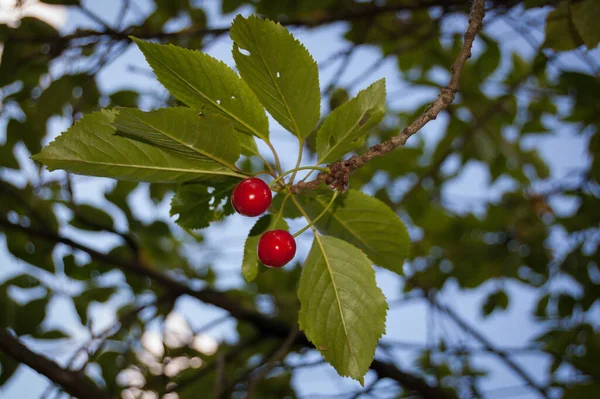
[[433, 300, 549, 398], [245, 327, 299, 399], [290, 0, 486, 193], [0, 215, 455, 399], [0, 330, 111, 399]]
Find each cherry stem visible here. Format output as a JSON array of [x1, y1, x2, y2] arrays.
[[293, 190, 339, 238], [268, 166, 329, 189], [252, 170, 277, 178]]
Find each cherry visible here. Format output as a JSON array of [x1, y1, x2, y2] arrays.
[[231, 177, 272, 217], [258, 230, 296, 268]]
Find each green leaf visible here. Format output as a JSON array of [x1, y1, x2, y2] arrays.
[[571, 0, 600, 49], [296, 189, 410, 275], [3, 274, 41, 289], [298, 235, 387, 383], [242, 214, 289, 282], [482, 290, 509, 316], [557, 293, 577, 318], [36, 329, 70, 340], [86, 286, 117, 303], [564, 384, 600, 399], [113, 107, 241, 170], [316, 79, 386, 163], [170, 179, 240, 230], [131, 37, 269, 142], [543, 1, 584, 51], [230, 15, 320, 139], [32, 110, 243, 183], [269, 193, 302, 219], [70, 204, 115, 232], [16, 298, 48, 335]]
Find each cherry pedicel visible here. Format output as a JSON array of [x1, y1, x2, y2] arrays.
[[231, 177, 272, 217], [258, 230, 296, 268]]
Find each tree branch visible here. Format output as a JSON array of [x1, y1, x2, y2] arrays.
[[0, 329, 112, 399], [433, 300, 549, 398], [0, 217, 454, 399], [290, 0, 486, 193]]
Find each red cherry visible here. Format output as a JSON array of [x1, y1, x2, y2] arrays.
[[258, 230, 296, 268], [231, 178, 272, 217]]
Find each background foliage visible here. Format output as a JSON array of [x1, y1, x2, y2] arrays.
[[0, 0, 599, 398]]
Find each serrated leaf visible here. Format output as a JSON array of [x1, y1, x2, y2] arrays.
[[86, 286, 117, 303], [571, 0, 600, 49], [170, 179, 240, 230], [298, 235, 387, 383], [317, 79, 386, 163], [231, 15, 320, 139], [32, 110, 244, 183], [242, 214, 289, 282], [296, 189, 409, 275], [131, 37, 269, 143], [113, 107, 241, 170]]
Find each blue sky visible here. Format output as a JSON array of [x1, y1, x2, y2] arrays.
[[1, 0, 599, 398]]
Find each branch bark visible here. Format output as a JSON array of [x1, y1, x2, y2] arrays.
[[290, 0, 486, 193], [0, 329, 112, 399], [0, 217, 454, 399]]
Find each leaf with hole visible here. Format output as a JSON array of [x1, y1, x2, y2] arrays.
[[231, 15, 320, 139], [32, 110, 244, 183], [131, 37, 269, 145], [298, 235, 387, 384], [317, 79, 386, 163]]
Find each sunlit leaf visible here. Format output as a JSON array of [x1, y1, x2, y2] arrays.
[[317, 79, 386, 163], [231, 15, 320, 139], [32, 110, 244, 183]]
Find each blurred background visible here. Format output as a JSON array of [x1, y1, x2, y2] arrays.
[[0, 0, 599, 398]]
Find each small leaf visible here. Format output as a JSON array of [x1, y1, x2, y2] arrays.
[[3, 274, 41, 289], [535, 294, 550, 318], [296, 189, 410, 275], [113, 107, 241, 170], [317, 79, 386, 163], [482, 290, 509, 316], [32, 110, 243, 183], [170, 179, 240, 230], [557, 293, 577, 318], [543, 1, 584, 51], [231, 15, 320, 139], [571, 0, 600, 49], [86, 286, 117, 303], [298, 235, 387, 383], [37, 329, 70, 340], [242, 214, 289, 282], [70, 204, 115, 232], [131, 37, 269, 142]]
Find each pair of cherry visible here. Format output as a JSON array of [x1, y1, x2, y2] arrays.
[[231, 178, 296, 268]]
